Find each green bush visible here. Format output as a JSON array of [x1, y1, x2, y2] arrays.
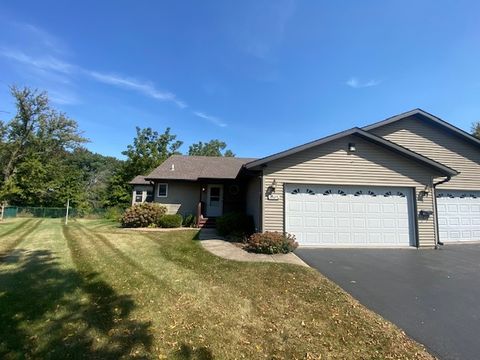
[[120, 203, 166, 228], [245, 232, 298, 254], [104, 207, 124, 221], [216, 212, 254, 237], [182, 214, 197, 228], [158, 214, 183, 228]]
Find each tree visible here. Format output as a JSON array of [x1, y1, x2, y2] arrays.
[[472, 122, 480, 139], [122, 127, 182, 179], [0, 86, 87, 206], [65, 148, 122, 209], [188, 139, 235, 157], [105, 127, 183, 207]]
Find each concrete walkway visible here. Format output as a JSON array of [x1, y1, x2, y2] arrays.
[[198, 229, 309, 267]]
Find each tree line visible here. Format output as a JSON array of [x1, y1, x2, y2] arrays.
[[0, 86, 234, 210], [2, 86, 480, 210]]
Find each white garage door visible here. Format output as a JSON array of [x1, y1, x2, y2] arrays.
[[437, 190, 480, 242], [285, 184, 415, 247]]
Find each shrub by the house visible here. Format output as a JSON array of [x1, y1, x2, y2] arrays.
[[216, 212, 255, 237], [182, 214, 197, 228], [121, 203, 166, 228], [245, 232, 298, 254], [158, 214, 183, 228]]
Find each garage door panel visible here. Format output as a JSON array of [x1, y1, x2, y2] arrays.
[[305, 232, 319, 243], [367, 203, 381, 213], [353, 218, 366, 228], [383, 218, 396, 229], [288, 216, 303, 227], [320, 203, 333, 212], [337, 218, 350, 227], [352, 203, 365, 212], [338, 233, 352, 243], [336, 203, 349, 213], [304, 217, 318, 227], [286, 184, 414, 247], [459, 205, 470, 213], [447, 204, 458, 212], [304, 201, 318, 212], [368, 233, 382, 243], [382, 204, 395, 213], [322, 217, 335, 227], [288, 201, 303, 212], [367, 218, 381, 228], [449, 218, 460, 226], [437, 190, 480, 242]]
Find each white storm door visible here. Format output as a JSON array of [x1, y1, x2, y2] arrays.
[[206, 184, 223, 217]]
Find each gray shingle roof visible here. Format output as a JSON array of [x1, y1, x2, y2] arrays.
[[128, 175, 151, 185], [145, 155, 257, 181]]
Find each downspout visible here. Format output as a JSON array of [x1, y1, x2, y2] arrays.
[[432, 175, 452, 248]]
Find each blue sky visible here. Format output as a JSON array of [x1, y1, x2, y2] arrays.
[[1, 1, 479, 159]]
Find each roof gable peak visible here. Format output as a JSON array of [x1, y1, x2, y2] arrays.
[[363, 108, 480, 148]]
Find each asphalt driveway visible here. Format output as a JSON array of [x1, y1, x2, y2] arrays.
[[296, 244, 480, 360]]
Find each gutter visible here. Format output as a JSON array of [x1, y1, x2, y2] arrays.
[[432, 175, 453, 248]]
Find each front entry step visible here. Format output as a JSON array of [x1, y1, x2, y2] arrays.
[[198, 217, 216, 229]]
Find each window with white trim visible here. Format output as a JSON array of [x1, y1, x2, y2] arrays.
[[135, 190, 143, 203], [157, 183, 168, 197]]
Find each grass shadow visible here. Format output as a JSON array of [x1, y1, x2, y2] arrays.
[[172, 343, 214, 360], [0, 249, 153, 358]]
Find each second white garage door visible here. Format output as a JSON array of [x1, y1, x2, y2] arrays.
[[285, 184, 415, 247], [437, 190, 480, 242]]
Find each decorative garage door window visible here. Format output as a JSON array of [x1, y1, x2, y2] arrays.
[[285, 184, 415, 247], [290, 186, 406, 198], [437, 192, 478, 199]]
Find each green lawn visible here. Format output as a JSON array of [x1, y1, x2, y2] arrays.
[[0, 218, 432, 359]]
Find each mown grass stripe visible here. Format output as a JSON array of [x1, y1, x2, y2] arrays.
[[62, 223, 101, 276], [0, 219, 43, 259], [74, 222, 164, 284], [0, 218, 34, 238], [65, 222, 154, 290]]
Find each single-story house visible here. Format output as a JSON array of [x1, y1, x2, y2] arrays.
[[131, 109, 480, 248]]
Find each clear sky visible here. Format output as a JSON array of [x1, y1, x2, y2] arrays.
[[1, 1, 479, 159]]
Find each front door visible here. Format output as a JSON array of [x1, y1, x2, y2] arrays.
[[206, 184, 223, 217]]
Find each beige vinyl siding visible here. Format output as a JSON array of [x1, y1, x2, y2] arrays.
[[154, 181, 200, 215], [245, 176, 262, 231], [262, 134, 440, 247], [370, 116, 480, 190]]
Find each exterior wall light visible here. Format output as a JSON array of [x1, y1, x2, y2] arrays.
[[348, 143, 356, 152], [271, 179, 277, 190]]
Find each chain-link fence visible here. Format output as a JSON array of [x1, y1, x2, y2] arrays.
[[2, 206, 109, 219]]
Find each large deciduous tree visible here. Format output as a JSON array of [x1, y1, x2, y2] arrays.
[[105, 127, 183, 207], [188, 139, 235, 157], [0, 86, 87, 206]]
